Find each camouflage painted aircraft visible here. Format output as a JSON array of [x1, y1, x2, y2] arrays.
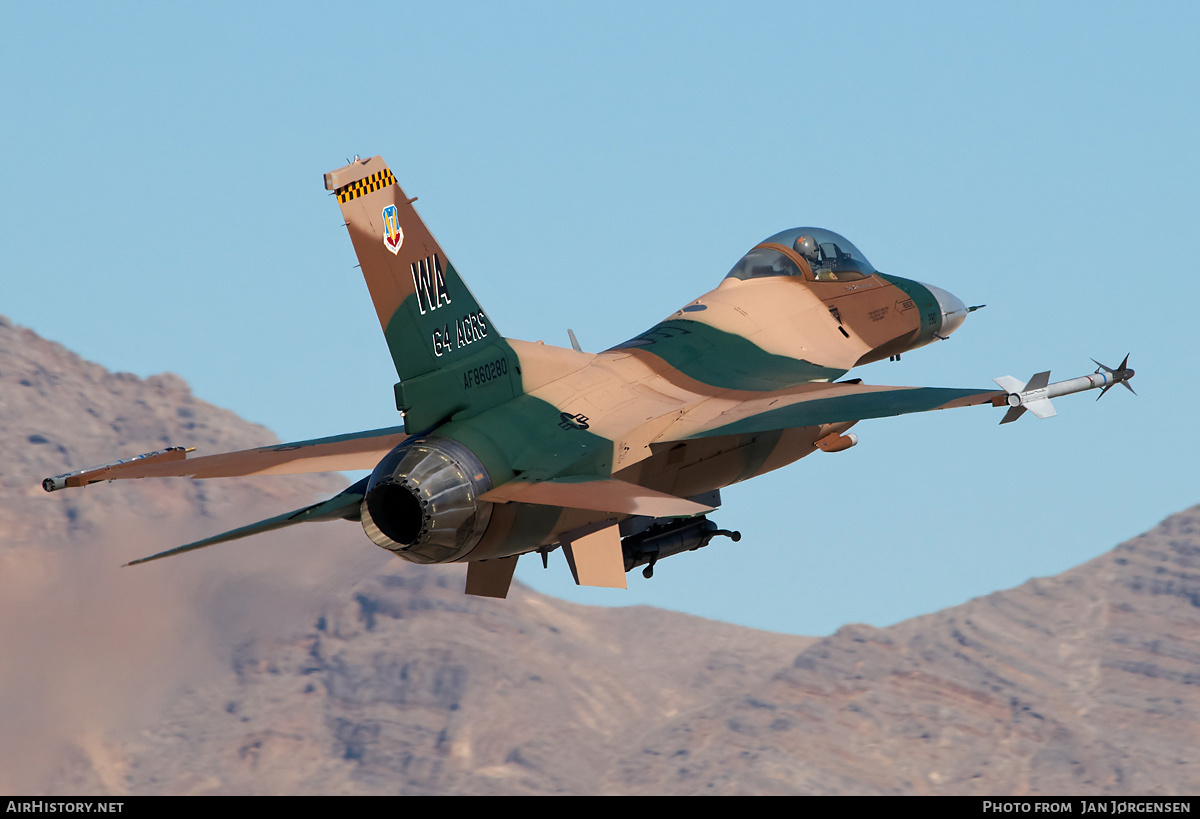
[[42, 156, 1135, 598]]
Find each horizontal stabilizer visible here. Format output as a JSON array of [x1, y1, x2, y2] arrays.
[[481, 477, 712, 517], [124, 478, 367, 566]]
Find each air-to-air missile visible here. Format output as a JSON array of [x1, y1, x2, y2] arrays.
[[993, 355, 1136, 424]]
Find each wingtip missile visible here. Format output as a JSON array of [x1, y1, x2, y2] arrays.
[[42, 446, 195, 491], [995, 356, 1134, 423], [1091, 354, 1136, 399]]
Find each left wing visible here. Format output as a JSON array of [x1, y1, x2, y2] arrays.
[[660, 381, 1004, 440], [42, 426, 412, 491]]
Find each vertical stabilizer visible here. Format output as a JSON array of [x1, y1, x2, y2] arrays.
[[325, 157, 519, 430]]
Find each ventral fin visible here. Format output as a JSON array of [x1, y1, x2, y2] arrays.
[[560, 522, 626, 589], [464, 555, 519, 598]]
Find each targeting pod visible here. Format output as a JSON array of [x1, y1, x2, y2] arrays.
[[622, 516, 741, 579]]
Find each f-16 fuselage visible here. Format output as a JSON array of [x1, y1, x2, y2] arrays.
[[43, 157, 1128, 598], [360, 226, 974, 569]]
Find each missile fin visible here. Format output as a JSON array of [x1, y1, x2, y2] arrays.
[[999, 405, 1026, 424], [1024, 398, 1057, 419], [1025, 371, 1052, 391]]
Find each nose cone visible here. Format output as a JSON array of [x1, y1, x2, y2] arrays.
[[922, 283, 968, 337]]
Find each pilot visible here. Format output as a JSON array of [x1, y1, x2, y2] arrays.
[[793, 235, 818, 262], [794, 235, 832, 279]]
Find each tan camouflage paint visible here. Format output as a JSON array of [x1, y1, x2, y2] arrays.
[[45, 156, 1006, 595]]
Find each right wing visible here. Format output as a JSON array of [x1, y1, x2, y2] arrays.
[[660, 380, 1004, 441], [42, 426, 412, 491]]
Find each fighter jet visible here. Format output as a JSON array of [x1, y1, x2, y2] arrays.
[[42, 156, 1135, 598]]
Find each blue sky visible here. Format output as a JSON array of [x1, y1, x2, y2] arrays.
[[5, 2, 1198, 635]]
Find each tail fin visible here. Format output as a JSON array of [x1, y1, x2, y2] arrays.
[[994, 371, 1056, 424], [325, 157, 519, 431]]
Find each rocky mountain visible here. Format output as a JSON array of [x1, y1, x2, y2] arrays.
[[1, 317, 1196, 795]]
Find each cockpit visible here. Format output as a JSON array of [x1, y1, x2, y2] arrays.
[[724, 227, 876, 283]]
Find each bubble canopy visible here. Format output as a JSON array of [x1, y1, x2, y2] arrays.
[[725, 227, 877, 282]]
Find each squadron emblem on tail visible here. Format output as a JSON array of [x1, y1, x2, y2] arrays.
[[382, 204, 404, 254]]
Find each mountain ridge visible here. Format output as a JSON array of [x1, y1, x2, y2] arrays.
[[1, 316, 1195, 795]]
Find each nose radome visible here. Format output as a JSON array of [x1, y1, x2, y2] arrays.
[[921, 283, 968, 337]]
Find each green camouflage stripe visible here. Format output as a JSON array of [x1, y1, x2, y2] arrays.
[[732, 429, 784, 483], [876, 275, 942, 346], [382, 259, 504, 381], [442, 393, 615, 485], [504, 502, 565, 550], [383, 257, 522, 432], [614, 318, 846, 390], [687, 387, 997, 439]]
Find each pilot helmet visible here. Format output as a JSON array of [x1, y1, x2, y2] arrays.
[[793, 235, 819, 262]]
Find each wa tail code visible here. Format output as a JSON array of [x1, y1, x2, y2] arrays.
[[412, 253, 451, 314]]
